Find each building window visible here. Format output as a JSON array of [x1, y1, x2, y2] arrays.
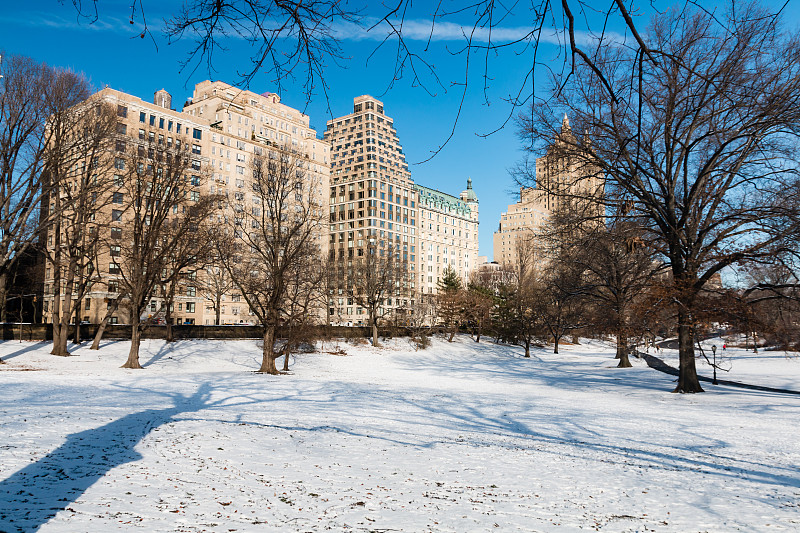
[[114, 158, 125, 170], [192, 144, 202, 154], [117, 123, 127, 135], [112, 192, 123, 204], [139, 111, 146, 123], [110, 245, 121, 257], [159, 117, 165, 129], [109, 317, 118, 325], [112, 209, 122, 221], [108, 281, 118, 293], [85, 298, 91, 311], [190, 175, 201, 186], [149, 115, 156, 126], [193, 128, 202, 140], [117, 105, 128, 118], [186, 302, 195, 313], [109, 262, 121, 274], [187, 286, 196, 297], [111, 227, 122, 239]]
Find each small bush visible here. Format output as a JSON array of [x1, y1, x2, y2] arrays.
[[412, 334, 430, 350]]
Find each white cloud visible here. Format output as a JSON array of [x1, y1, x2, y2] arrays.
[[333, 18, 625, 47]]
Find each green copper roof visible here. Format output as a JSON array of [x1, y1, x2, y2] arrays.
[[413, 182, 475, 217]]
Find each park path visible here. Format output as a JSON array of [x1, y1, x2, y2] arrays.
[[639, 348, 800, 395]]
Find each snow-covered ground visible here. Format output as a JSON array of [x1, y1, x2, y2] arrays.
[[0, 336, 798, 532]]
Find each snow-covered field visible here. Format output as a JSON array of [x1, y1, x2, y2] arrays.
[[0, 336, 798, 532]]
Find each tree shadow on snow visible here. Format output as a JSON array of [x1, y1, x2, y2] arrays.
[[0, 341, 51, 362], [0, 383, 213, 532]]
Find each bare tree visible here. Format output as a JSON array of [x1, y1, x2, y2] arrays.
[[42, 93, 117, 355], [350, 243, 407, 347], [199, 262, 236, 326], [520, 4, 800, 391], [494, 235, 546, 358], [544, 207, 660, 366], [222, 145, 325, 374], [0, 55, 81, 323], [163, 0, 359, 107], [72, 2, 679, 148], [113, 133, 216, 368], [407, 293, 437, 349], [279, 259, 326, 371]]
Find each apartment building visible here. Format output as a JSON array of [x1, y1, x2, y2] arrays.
[[415, 179, 479, 295], [183, 81, 330, 324], [43, 81, 329, 326], [493, 115, 603, 266], [42, 86, 211, 326], [324, 96, 481, 325], [493, 186, 552, 266], [324, 95, 416, 324]]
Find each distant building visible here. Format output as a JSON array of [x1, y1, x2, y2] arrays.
[[324, 96, 481, 325], [415, 179, 479, 296], [493, 115, 603, 266]]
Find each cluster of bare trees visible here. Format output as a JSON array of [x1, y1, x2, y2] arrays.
[[515, 4, 800, 392], [0, 55, 120, 360]]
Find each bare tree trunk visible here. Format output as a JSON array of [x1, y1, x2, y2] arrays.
[[51, 301, 70, 356], [258, 325, 279, 374], [752, 331, 758, 353], [55, 260, 77, 355], [0, 272, 8, 323], [73, 320, 81, 345], [91, 299, 120, 350], [165, 312, 175, 343], [282, 327, 292, 372], [553, 334, 560, 354], [674, 311, 703, 393], [91, 318, 108, 350], [448, 324, 456, 342], [122, 315, 143, 369], [616, 327, 632, 368], [372, 320, 379, 347], [216, 294, 221, 325], [524, 338, 531, 358]]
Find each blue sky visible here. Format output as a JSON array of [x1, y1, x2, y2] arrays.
[[2, 1, 797, 259]]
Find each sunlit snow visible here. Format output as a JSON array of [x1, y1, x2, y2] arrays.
[[1, 335, 798, 532]]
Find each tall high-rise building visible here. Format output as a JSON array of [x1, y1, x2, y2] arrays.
[[324, 96, 417, 324], [493, 115, 603, 266]]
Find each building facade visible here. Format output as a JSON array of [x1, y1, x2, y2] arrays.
[[415, 179, 479, 295], [42, 85, 478, 329], [493, 115, 602, 267], [43, 81, 330, 326], [324, 95, 417, 324], [324, 96, 481, 325]]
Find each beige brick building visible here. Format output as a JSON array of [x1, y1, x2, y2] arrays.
[[415, 179, 479, 295], [43, 84, 478, 329], [324, 96, 482, 324], [43, 81, 330, 326], [324, 95, 416, 324], [493, 115, 603, 266]]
